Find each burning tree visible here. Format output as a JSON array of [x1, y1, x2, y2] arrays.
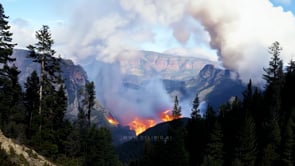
[[172, 95, 181, 119]]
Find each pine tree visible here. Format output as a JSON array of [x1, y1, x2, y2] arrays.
[[234, 115, 257, 166], [202, 121, 224, 166], [172, 95, 181, 119], [263, 41, 284, 119], [0, 3, 16, 66], [24, 71, 40, 138], [84, 127, 121, 166], [191, 93, 201, 119], [261, 118, 281, 165], [280, 115, 294, 165], [83, 81, 96, 126], [0, 3, 18, 130], [242, 79, 253, 110], [27, 25, 60, 134]]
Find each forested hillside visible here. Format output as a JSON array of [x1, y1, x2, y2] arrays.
[[0, 4, 121, 165], [126, 41, 295, 166]]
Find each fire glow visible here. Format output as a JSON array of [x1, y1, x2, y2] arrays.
[[106, 116, 119, 126], [128, 118, 156, 136], [105, 109, 181, 135], [159, 109, 174, 122]]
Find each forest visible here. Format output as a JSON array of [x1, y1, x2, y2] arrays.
[[1, 3, 295, 166]]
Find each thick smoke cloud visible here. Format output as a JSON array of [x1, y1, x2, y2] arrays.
[[188, 0, 295, 83], [87, 61, 172, 124], [52, 0, 295, 84]]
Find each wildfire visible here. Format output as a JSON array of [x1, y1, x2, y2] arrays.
[[160, 109, 174, 122], [106, 116, 119, 126], [105, 109, 181, 136], [129, 118, 156, 135], [159, 109, 181, 122]]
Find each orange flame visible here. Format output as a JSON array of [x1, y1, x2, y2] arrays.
[[106, 116, 119, 126], [160, 109, 174, 122], [159, 109, 181, 122], [129, 118, 156, 135]]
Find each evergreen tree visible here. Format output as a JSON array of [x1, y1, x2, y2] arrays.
[[263, 41, 284, 119], [172, 95, 181, 119], [202, 121, 224, 166], [0, 3, 18, 130], [83, 81, 96, 126], [191, 93, 201, 119], [260, 118, 281, 165], [27, 25, 60, 134], [24, 71, 40, 138], [280, 115, 294, 165], [84, 127, 121, 166], [0, 3, 16, 66], [242, 79, 253, 110], [234, 115, 257, 166]]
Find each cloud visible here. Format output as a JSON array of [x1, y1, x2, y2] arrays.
[[10, 18, 35, 49]]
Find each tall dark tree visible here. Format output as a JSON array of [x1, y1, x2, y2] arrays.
[[83, 81, 96, 126], [0, 3, 16, 66], [263, 41, 284, 119], [191, 93, 201, 120], [280, 115, 294, 165], [0, 3, 18, 129], [172, 95, 181, 119], [202, 121, 224, 166], [234, 115, 257, 166], [84, 127, 121, 166], [27, 25, 60, 133], [24, 71, 40, 138]]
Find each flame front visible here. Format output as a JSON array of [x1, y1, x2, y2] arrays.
[[160, 110, 174, 122], [129, 118, 156, 135], [106, 116, 119, 126]]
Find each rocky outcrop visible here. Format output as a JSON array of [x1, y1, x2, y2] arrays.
[[0, 130, 55, 166], [118, 51, 217, 80], [12, 49, 89, 119]]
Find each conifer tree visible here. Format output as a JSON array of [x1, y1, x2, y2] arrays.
[[234, 115, 257, 166], [83, 81, 96, 126], [202, 121, 224, 166], [0, 4, 23, 136], [172, 95, 181, 119], [0, 4, 16, 66], [24, 71, 40, 137], [191, 93, 201, 119], [27, 25, 61, 133], [263, 41, 284, 119], [280, 114, 294, 165]]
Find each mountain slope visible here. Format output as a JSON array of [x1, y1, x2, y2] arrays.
[[0, 130, 55, 166]]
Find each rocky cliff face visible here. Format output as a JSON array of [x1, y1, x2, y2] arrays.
[[118, 51, 217, 81], [12, 49, 89, 119]]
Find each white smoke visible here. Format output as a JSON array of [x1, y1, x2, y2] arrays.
[[187, 0, 295, 84], [86, 60, 172, 124]]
